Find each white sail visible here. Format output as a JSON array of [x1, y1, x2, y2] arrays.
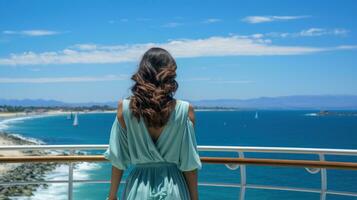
[[73, 112, 79, 126], [255, 112, 259, 119]]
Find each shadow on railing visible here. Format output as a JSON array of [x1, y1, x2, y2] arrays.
[[1, 145, 357, 200]]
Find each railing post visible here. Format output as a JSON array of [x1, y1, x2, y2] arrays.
[[68, 150, 75, 200], [319, 154, 327, 200], [239, 151, 246, 200]]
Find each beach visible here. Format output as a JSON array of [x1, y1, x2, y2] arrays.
[[0, 112, 72, 200], [0, 109, 110, 167], [0, 133, 35, 174], [0, 111, 53, 174], [0, 111, 113, 199], [0, 131, 62, 199]]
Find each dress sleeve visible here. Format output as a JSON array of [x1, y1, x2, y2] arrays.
[[103, 117, 130, 170], [178, 117, 202, 171]]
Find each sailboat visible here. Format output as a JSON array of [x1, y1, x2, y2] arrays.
[[73, 112, 79, 126], [255, 111, 259, 119]]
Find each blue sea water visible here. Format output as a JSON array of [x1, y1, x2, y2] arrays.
[[1, 110, 357, 200]]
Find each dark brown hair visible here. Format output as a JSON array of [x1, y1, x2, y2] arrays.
[[129, 47, 178, 128]]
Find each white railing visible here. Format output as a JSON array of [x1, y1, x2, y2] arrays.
[[1, 145, 357, 200]]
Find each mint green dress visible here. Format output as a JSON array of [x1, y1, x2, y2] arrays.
[[104, 97, 202, 200]]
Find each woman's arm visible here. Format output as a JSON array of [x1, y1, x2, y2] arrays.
[[183, 169, 199, 200], [108, 100, 127, 200], [183, 103, 199, 200], [108, 166, 124, 200]]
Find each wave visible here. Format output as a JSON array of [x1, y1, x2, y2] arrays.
[[304, 113, 318, 116], [2, 114, 103, 199], [9, 133, 45, 145], [9, 162, 102, 200]]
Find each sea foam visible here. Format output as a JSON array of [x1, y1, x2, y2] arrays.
[[2, 114, 103, 200], [9, 162, 102, 200]]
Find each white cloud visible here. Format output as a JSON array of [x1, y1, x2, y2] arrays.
[[336, 45, 357, 50], [300, 28, 326, 36], [242, 15, 309, 24], [299, 28, 348, 37], [0, 35, 356, 66], [2, 30, 62, 37], [264, 28, 349, 38], [203, 18, 222, 24], [0, 75, 129, 83], [162, 22, 183, 28], [182, 77, 254, 84], [71, 44, 97, 51]]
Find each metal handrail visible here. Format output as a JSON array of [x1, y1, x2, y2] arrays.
[[198, 145, 357, 155], [1, 145, 357, 200], [1, 145, 357, 155], [1, 155, 357, 170]]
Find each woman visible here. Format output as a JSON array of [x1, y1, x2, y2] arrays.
[[104, 47, 202, 200]]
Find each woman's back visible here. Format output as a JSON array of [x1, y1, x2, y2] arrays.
[[104, 96, 201, 199], [105, 97, 201, 170]]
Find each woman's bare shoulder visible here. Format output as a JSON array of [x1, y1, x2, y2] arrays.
[[188, 103, 195, 126], [117, 100, 126, 129]]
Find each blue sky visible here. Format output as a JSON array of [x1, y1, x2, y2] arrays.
[[0, 0, 357, 102]]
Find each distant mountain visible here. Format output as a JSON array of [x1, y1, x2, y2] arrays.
[[1, 95, 357, 110], [189, 95, 357, 110], [0, 98, 66, 107], [0, 98, 115, 108]]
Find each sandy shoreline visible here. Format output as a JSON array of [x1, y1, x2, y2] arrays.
[[0, 113, 70, 199], [0, 109, 112, 174], [0, 109, 113, 169], [0, 131, 61, 199], [0, 132, 49, 176]]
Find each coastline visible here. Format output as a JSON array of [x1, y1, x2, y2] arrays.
[[0, 110, 116, 119], [0, 132, 61, 199], [0, 113, 103, 200], [0, 113, 66, 199], [0, 133, 39, 174]]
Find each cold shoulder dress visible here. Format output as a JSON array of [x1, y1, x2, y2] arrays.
[[103, 97, 202, 200]]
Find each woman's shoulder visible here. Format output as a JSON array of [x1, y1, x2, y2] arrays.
[[116, 96, 132, 129], [177, 99, 194, 111], [176, 99, 189, 107], [176, 99, 195, 125], [118, 96, 132, 110], [116, 100, 126, 129], [117, 97, 130, 112]]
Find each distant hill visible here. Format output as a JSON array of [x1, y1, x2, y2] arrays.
[[0, 98, 115, 108], [1, 95, 357, 110], [189, 95, 357, 110], [0, 98, 66, 107]]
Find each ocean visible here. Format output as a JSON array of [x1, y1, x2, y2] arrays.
[[1, 110, 357, 200]]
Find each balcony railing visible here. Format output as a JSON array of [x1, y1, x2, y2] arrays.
[[1, 145, 357, 200]]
